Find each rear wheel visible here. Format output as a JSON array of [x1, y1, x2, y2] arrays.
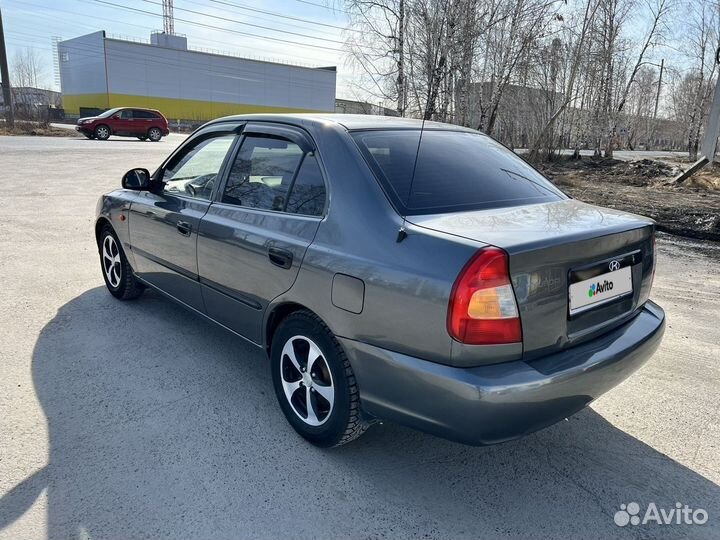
[[99, 224, 144, 300], [94, 124, 110, 140], [148, 127, 162, 142], [271, 311, 367, 447]]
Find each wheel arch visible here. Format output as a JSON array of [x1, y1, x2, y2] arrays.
[[264, 302, 329, 353], [94, 217, 113, 247]]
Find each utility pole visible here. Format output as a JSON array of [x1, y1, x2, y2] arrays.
[[0, 8, 14, 128], [701, 64, 720, 162]]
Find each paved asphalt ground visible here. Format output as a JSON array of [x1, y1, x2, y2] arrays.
[[0, 134, 718, 540]]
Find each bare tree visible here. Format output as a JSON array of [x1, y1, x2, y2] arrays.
[[603, 0, 671, 157], [11, 47, 46, 89], [680, 1, 719, 159], [346, 0, 408, 115], [343, 0, 715, 160], [528, 0, 601, 159]]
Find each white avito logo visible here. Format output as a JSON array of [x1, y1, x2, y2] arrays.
[[614, 502, 709, 527]]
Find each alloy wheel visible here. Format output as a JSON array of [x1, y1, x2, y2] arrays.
[[102, 234, 122, 288], [96, 126, 109, 139], [149, 128, 161, 141], [280, 335, 335, 426]]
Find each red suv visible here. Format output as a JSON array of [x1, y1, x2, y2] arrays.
[[76, 107, 170, 142]]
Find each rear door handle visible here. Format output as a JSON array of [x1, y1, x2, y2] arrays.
[[268, 247, 293, 269], [176, 221, 192, 236]]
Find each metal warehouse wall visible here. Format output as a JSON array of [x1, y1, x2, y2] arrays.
[[58, 31, 109, 114], [59, 33, 337, 120], [105, 39, 336, 120]]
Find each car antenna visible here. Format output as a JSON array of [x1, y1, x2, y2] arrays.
[[396, 99, 427, 244], [396, 4, 448, 244]]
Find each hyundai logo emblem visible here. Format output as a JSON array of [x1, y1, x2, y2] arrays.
[[609, 260, 621, 272]]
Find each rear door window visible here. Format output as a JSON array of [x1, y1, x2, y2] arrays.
[[286, 153, 326, 216], [222, 135, 304, 211], [351, 130, 566, 215]]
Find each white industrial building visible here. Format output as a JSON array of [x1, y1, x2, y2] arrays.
[[58, 31, 337, 121]]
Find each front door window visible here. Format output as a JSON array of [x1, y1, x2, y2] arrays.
[[162, 134, 236, 200]]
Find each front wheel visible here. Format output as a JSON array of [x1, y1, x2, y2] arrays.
[[271, 311, 367, 447], [148, 127, 162, 142], [99, 224, 144, 300]]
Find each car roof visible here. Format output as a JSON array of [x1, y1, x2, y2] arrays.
[[205, 113, 478, 133], [119, 107, 162, 113]]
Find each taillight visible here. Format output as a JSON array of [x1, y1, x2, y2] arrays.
[[447, 247, 522, 345]]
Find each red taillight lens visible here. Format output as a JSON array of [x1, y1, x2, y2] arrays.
[[447, 247, 522, 345]]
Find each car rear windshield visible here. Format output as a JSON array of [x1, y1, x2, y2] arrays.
[[351, 129, 567, 215]]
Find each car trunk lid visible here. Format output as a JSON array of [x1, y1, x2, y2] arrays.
[[408, 199, 656, 357]]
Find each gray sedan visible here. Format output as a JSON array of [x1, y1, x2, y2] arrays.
[[95, 114, 665, 447]]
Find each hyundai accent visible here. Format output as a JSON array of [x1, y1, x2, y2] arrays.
[[95, 114, 665, 447]]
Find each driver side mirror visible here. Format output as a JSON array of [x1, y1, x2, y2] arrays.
[[122, 168, 151, 190]]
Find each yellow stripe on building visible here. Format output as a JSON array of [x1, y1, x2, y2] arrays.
[[62, 93, 326, 120]]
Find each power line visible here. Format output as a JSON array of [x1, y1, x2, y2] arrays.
[[136, 0, 349, 46], [89, 0, 356, 53], [205, 0, 359, 33], [3, 31, 365, 98], [6, 29, 330, 69], [179, 0, 341, 35], [292, 0, 351, 14], [8, 35, 338, 87], [4, 0, 339, 65]]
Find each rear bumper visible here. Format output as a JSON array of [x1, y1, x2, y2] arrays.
[[341, 300, 665, 445]]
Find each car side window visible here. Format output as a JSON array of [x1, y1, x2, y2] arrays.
[[134, 110, 157, 119], [119, 109, 133, 119], [162, 134, 236, 200], [222, 134, 304, 211], [286, 153, 326, 216]]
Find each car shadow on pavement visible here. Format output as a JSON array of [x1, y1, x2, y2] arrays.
[[1, 287, 718, 539]]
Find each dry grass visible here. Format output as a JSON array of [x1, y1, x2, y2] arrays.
[[543, 157, 720, 241], [0, 123, 74, 137], [687, 165, 720, 190]]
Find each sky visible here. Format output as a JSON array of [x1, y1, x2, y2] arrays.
[[0, 0, 369, 99]]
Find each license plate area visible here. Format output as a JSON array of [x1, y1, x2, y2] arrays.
[[568, 252, 638, 316]]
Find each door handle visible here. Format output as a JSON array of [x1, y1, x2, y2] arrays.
[[268, 247, 293, 269], [176, 221, 192, 236]]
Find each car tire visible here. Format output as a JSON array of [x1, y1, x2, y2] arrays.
[[99, 224, 144, 300], [271, 310, 367, 447], [94, 124, 110, 140], [148, 127, 162, 142]]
